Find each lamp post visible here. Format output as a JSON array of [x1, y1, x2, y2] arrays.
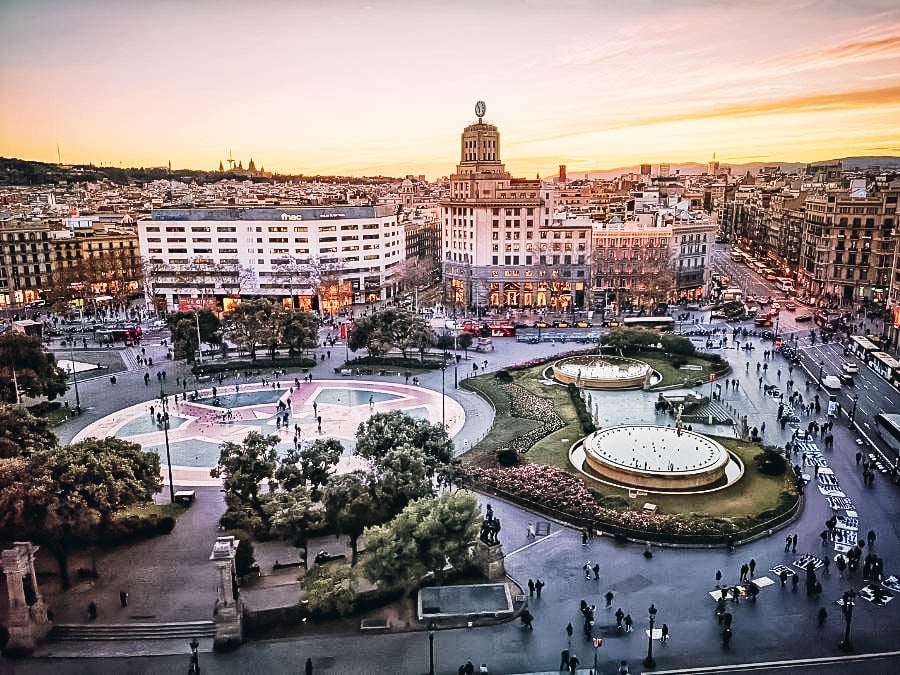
[[644, 603, 658, 668], [427, 621, 436, 675], [839, 589, 855, 652], [817, 360, 825, 389], [592, 635, 603, 675], [441, 365, 446, 430], [195, 311, 204, 365], [68, 339, 81, 414], [162, 411, 175, 503], [188, 637, 200, 674], [849, 394, 859, 424]]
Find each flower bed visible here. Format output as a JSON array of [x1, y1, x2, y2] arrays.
[[496, 381, 565, 452]]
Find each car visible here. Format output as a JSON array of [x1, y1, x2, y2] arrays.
[[822, 375, 842, 391], [795, 314, 812, 322], [842, 362, 859, 374], [757, 297, 770, 306], [785, 302, 796, 311], [765, 273, 778, 281], [838, 372, 855, 386], [771, 302, 781, 310], [552, 321, 570, 328]]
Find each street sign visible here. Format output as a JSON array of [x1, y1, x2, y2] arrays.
[[709, 373, 716, 382], [593, 637, 603, 647]]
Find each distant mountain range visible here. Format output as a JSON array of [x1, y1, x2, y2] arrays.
[[582, 156, 900, 179]]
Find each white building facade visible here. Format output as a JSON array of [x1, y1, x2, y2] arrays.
[[138, 205, 404, 313]]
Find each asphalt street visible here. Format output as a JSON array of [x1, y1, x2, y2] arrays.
[[5, 310, 900, 675]]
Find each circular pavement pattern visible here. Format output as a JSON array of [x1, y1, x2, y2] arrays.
[[72, 379, 465, 486]]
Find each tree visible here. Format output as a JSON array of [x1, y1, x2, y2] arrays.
[[281, 311, 319, 357], [234, 538, 256, 580], [323, 471, 376, 565], [600, 327, 660, 355], [355, 411, 453, 479], [0, 333, 68, 403], [167, 310, 221, 363], [224, 299, 275, 360], [299, 439, 343, 494], [370, 444, 433, 518], [0, 404, 58, 458], [211, 432, 278, 525], [456, 331, 474, 359], [0, 437, 161, 589], [347, 308, 434, 359], [300, 565, 357, 617], [265, 486, 322, 568], [362, 491, 480, 596]]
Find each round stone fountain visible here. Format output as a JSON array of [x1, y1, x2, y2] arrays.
[[552, 354, 654, 389]]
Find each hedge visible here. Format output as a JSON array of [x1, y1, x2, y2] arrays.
[[193, 357, 316, 376], [567, 383, 597, 434], [345, 356, 445, 370]]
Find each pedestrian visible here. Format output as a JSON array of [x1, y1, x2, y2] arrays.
[[615, 607, 624, 629], [605, 590, 614, 608], [88, 601, 97, 620], [582, 528, 588, 546], [867, 529, 876, 547], [119, 591, 128, 608], [317, 415, 322, 433], [565, 622, 573, 640], [623, 613, 633, 632], [535, 579, 544, 598], [780, 569, 789, 586], [715, 569, 723, 587], [520, 608, 534, 630], [527, 579, 535, 597], [740, 563, 749, 583], [748, 559, 756, 577], [584, 562, 592, 580], [568, 654, 579, 674], [817, 607, 828, 627], [305, 657, 313, 675], [820, 530, 829, 545], [785, 536, 792, 552], [559, 649, 571, 671], [791, 574, 799, 591], [661, 623, 669, 642], [722, 627, 732, 648], [592, 563, 600, 580], [527, 522, 536, 539], [792, 533, 798, 552], [823, 555, 831, 575]]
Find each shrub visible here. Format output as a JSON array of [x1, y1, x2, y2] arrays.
[[300, 565, 357, 618], [193, 357, 316, 376], [567, 383, 596, 434], [660, 334, 695, 355], [754, 449, 787, 476], [155, 516, 176, 534], [494, 370, 513, 383], [598, 495, 628, 509], [345, 356, 444, 370], [234, 537, 256, 578], [669, 355, 687, 369], [496, 447, 519, 467]]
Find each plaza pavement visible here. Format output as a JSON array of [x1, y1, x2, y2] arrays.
[[6, 322, 900, 673]]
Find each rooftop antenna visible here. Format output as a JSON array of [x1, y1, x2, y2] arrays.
[[57, 144, 61, 164], [226, 149, 235, 170]]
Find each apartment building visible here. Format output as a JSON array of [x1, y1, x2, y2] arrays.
[[441, 105, 591, 311], [0, 218, 53, 307], [139, 205, 404, 313]]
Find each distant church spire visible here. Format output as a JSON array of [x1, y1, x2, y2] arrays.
[[219, 160, 224, 172], [248, 157, 256, 173]]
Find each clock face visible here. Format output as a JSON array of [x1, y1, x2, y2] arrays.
[[475, 100, 486, 118]]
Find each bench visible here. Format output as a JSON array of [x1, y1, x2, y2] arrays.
[[628, 488, 648, 499], [642, 502, 658, 513], [174, 490, 196, 506], [360, 618, 390, 631]]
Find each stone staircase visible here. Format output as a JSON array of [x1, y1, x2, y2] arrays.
[[47, 620, 215, 642], [683, 399, 734, 425]]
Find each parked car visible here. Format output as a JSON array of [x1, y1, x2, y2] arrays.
[[785, 302, 796, 311], [795, 314, 812, 322], [822, 375, 842, 391]]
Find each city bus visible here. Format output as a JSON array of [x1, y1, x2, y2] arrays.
[[848, 335, 879, 362], [461, 322, 516, 338], [869, 351, 900, 384], [622, 316, 675, 332], [874, 413, 900, 453], [96, 326, 143, 346]]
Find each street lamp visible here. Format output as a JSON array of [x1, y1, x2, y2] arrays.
[[441, 365, 446, 429], [188, 637, 200, 674], [817, 360, 825, 389], [839, 589, 856, 652], [162, 411, 175, 503], [849, 394, 860, 425], [644, 603, 658, 668], [427, 621, 436, 675], [195, 312, 204, 365], [68, 338, 81, 414], [592, 635, 603, 675]]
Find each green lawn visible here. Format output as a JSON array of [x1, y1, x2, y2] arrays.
[[462, 356, 797, 529], [636, 351, 729, 388]]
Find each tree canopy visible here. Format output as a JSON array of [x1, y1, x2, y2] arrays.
[[211, 431, 278, 524], [0, 333, 68, 403], [347, 308, 434, 358], [355, 411, 453, 478], [0, 404, 58, 458], [362, 491, 480, 595], [224, 299, 318, 360], [167, 310, 221, 362], [0, 436, 161, 588]]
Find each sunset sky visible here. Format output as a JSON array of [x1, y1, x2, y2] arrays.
[[1, 0, 899, 178]]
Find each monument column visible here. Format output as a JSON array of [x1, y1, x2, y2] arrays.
[[210, 536, 243, 651], [2, 542, 51, 654]]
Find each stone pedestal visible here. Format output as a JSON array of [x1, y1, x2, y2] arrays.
[[2, 542, 51, 654], [473, 541, 506, 581], [210, 537, 243, 651]]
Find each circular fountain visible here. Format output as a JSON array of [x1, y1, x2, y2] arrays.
[[552, 354, 654, 389], [574, 424, 741, 491]]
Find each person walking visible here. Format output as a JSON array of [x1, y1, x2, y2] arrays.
[[823, 555, 831, 575], [792, 533, 798, 552], [527, 522, 536, 539], [88, 601, 97, 620], [559, 648, 571, 671], [583, 562, 592, 580], [119, 591, 128, 608], [715, 569, 723, 587], [740, 563, 749, 583], [817, 607, 828, 627], [623, 614, 633, 632], [605, 590, 614, 608], [567, 654, 579, 674], [534, 579, 544, 598], [592, 563, 600, 580], [520, 608, 534, 630], [661, 623, 669, 642], [748, 559, 756, 578], [615, 608, 625, 630], [565, 622, 574, 643], [527, 579, 535, 597]]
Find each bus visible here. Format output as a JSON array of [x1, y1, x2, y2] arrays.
[[96, 326, 143, 346], [848, 335, 879, 362], [874, 413, 900, 453], [869, 351, 900, 383], [622, 316, 675, 332], [461, 322, 516, 338]]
